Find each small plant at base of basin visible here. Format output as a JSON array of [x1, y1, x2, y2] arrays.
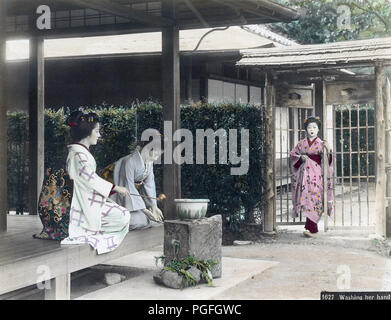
[[154, 255, 218, 289]]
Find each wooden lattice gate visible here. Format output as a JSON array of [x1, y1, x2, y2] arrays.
[[329, 103, 376, 230]]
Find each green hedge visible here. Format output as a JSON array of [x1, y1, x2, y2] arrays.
[[7, 101, 267, 232], [180, 103, 266, 231], [7, 112, 29, 214]]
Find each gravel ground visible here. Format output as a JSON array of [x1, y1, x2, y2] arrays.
[[215, 226, 391, 300]]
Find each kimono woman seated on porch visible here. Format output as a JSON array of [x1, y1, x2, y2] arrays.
[[106, 132, 164, 228], [290, 116, 333, 238], [59, 111, 136, 254]]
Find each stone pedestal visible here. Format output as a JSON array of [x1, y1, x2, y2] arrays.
[[164, 215, 222, 278]]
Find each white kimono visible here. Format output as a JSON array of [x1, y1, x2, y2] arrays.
[[111, 148, 156, 230], [61, 143, 131, 254]]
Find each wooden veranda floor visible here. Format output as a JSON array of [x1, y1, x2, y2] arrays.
[[0, 215, 61, 266], [0, 215, 163, 297]]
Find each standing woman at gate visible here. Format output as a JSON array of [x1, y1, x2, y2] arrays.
[[60, 111, 131, 254], [290, 116, 333, 237]]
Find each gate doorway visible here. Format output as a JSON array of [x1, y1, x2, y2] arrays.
[[275, 84, 314, 225], [275, 86, 377, 230], [329, 103, 376, 230], [276, 106, 314, 225]]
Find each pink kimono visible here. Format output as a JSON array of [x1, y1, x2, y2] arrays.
[[290, 137, 333, 224]]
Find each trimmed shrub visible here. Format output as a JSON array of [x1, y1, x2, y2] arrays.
[[7, 112, 29, 214], [7, 101, 267, 233]]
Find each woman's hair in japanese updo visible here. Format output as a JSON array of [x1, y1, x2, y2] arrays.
[[66, 111, 100, 142], [304, 116, 321, 131]]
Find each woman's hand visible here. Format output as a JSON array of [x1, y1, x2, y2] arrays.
[[113, 186, 128, 196], [142, 208, 164, 223], [301, 154, 308, 162], [151, 206, 164, 223]]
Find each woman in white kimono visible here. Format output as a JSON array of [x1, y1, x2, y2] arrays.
[[111, 138, 164, 228], [61, 111, 131, 254]]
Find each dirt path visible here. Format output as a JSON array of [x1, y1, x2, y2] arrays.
[[215, 227, 391, 300]]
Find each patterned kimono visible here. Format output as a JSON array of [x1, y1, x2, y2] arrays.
[[290, 137, 333, 224], [111, 148, 154, 230], [60, 143, 131, 254], [34, 168, 72, 241]]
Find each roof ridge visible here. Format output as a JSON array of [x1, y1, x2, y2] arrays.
[[242, 25, 298, 46]]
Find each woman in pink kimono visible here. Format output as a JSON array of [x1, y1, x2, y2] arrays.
[[290, 116, 333, 237]]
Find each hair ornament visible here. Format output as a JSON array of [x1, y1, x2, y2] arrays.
[[69, 122, 75, 127], [304, 116, 320, 124]]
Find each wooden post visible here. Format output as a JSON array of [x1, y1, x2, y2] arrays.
[[0, 0, 7, 231], [322, 80, 328, 232], [44, 274, 71, 300], [162, 0, 181, 220], [28, 36, 45, 216], [185, 56, 193, 104], [375, 63, 386, 238], [384, 77, 391, 237], [264, 72, 276, 233], [314, 80, 323, 119]]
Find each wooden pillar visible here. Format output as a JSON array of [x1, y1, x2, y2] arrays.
[[375, 63, 386, 238], [384, 77, 391, 237], [162, 0, 181, 220], [28, 36, 45, 216], [264, 72, 276, 233], [200, 63, 208, 102], [0, 0, 7, 231], [44, 274, 70, 300], [314, 80, 323, 124], [185, 56, 193, 104], [322, 80, 329, 232]]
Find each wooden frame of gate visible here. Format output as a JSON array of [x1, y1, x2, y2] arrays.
[[237, 37, 391, 237]]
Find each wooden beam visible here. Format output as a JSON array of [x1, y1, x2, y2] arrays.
[[384, 77, 391, 237], [375, 63, 386, 238], [7, 22, 159, 40], [325, 80, 376, 105], [275, 84, 314, 109], [183, 0, 210, 28], [67, 0, 174, 27], [0, 0, 7, 232], [162, 0, 181, 220], [247, 0, 301, 20], [220, 0, 290, 22], [322, 80, 329, 232], [264, 72, 276, 234], [28, 36, 45, 216], [250, 63, 385, 73], [209, 0, 248, 24], [278, 73, 376, 83]]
